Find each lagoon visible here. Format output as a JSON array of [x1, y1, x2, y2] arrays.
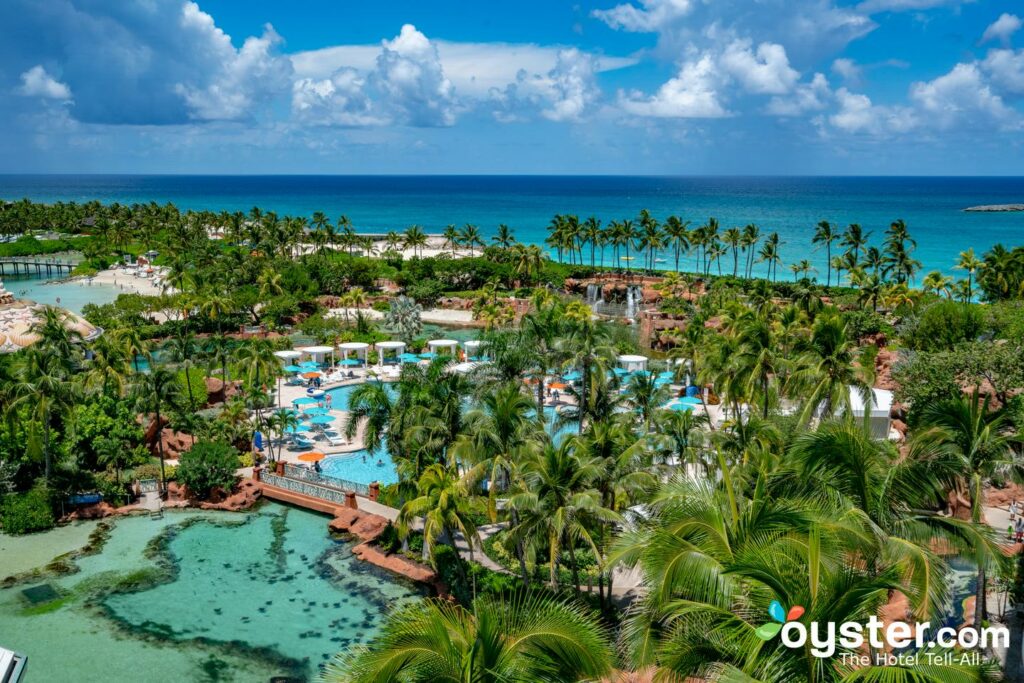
[[0, 503, 421, 682]]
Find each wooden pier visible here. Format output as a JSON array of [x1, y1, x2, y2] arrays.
[[0, 259, 75, 278]]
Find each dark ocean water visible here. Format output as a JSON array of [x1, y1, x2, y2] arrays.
[[2, 174, 1023, 277]]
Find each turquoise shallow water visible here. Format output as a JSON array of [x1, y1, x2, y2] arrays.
[[2, 175, 1023, 278], [0, 503, 421, 682], [321, 450, 399, 486], [3, 275, 121, 313]]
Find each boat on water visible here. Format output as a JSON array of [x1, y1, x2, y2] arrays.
[[0, 646, 26, 683]]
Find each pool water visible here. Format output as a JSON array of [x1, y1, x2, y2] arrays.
[[323, 382, 398, 411], [0, 503, 422, 682], [321, 450, 400, 486], [4, 274, 121, 314]]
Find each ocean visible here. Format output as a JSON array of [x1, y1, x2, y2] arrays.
[[2, 175, 1023, 279]]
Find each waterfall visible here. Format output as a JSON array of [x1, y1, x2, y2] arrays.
[[625, 285, 641, 318], [586, 283, 608, 315]]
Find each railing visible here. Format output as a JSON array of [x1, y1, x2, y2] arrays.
[[138, 478, 159, 494], [281, 462, 370, 497], [261, 471, 353, 506]]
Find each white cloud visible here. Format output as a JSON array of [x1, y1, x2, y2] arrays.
[[174, 4, 292, 121], [619, 54, 728, 118], [292, 68, 381, 127], [592, 0, 696, 32], [982, 48, 1024, 95], [767, 73, 831, 116], [981, 13, 1022, 46], [831, 58, 862, 84], [490, 48, 601, 122], [856, 0, 965, 13], [829, 87, 916, 134], [374, 24, 456, 127], [909, 62, 1016, 128], [291, 41, 636, 98], [17, 65, 71, 100], [719, 40, 799, 95]]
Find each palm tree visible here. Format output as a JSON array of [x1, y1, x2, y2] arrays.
[[117, 327, 150, 374], [167, 330, 200, 420], [398, 464, 479, 567], [9, 348, 78, 480], [511, 244, 544, 286], [663, 215, 691, 274], [922, 270, 954, 299], [741, 223, 760, 278], [404, 225, 428, 258], [624, 372, 670, 433], [582, 216, 601, 268], [840, 222, 869, 264], [788, 313, 874, 424], [758, 232, 782, 282], [83, 334, 132, 397], [459, 224, 484, 257], [492, 223, 516, 249], [918, 390, 1020, 628], [131, 366, 181, 494], [723, 226, 742, 277], [957, 248, 983, 302], [322, 594, 614, 683]]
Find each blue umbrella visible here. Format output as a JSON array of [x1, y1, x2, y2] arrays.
[[285, 423, 312, 433], [654, 378, 672, 387], [303, 407, 330, 416], [253, 431, 263, 450], [283, 364, 303, 372], [562, 371, 582, 382], [309, 415, 336, 424], [419, 352, 437, 359], [339, 358, 361, 366], [633, 369, 652, 377], [399, 353, 421, 363], [293, 396, 319, 406]]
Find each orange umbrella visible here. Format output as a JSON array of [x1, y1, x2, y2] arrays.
[[297, 451, 326, 462], [524, 377, 540, 385], [549, 382, 568, 390], [302, 371, 321, 379]]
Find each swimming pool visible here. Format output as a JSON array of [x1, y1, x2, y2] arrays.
[[323, 382, 398, 411], [321, 449, 400, 486]]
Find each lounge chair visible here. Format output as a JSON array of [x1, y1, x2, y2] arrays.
[[326, 434, 347, 447], [291, 436, 315, 449]]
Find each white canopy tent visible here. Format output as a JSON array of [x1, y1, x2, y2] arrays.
[[427, 339, 459, 356], [273, 350, 301, 361], [337, 341, 369, 366], [849, 387, 894, 440], [617, 354, 649, 373], [297, 345, 335, 366], [463, 340, 485, 360], [450, 361, 480, 375], [375, 340, 406, 366]]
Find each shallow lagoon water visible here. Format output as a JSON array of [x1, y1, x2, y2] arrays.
[[3, 274, 121, 314], [0, 503, 421, 682]]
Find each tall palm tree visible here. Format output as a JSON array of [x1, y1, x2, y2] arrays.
[[922, 270, 954, 299], [404, 225, 428, 258], [131, 366, 181, 494], [167, 330, 200, 418], [492, 223, 516, 250], [322, 594, 614, 683], [398, 464, 479, 566], [918, 390, 1020, 628], [840, 222, 869, 264], [788, 313, 874, 424], [957, 248, 983, 302], [741, 223, 760, 278], [812, 220, 837, 286], [9, 348, 78, 480], [83, 333, 132, 397], [723, 227, 742, 277], [663, 215, 691, 274], [459, 224, 484, 257], [582, 216, 601, 268]]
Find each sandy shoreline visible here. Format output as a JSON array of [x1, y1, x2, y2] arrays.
[[69, 267, 168, 297], [328, 306, 475, 325]]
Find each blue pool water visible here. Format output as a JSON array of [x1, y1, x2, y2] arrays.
[[324, 382, 398, 411], [321, 450, 399, 486]]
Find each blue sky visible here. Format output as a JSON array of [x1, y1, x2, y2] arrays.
[[1, 0, 1022, 174]]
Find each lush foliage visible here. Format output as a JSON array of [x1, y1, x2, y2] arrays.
[[174, 441, 240, 498]]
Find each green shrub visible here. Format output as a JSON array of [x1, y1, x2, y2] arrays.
[[175, 441, 239, 499], [902, 300, 984, 352], [94, 473, 130, 508], [406, 280, 445, 307], [1, 486, 55, 535], [132, 462, 176, 482], [841, 308, 893, 340], [177, 367, 209, 411]]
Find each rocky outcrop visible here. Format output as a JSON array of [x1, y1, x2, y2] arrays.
[[874, 349, 899, 392], [199, 479, 262, 511], [352, 542, 437, 583], [328, 507, 390, 542], [964, 204, 1024, 212]]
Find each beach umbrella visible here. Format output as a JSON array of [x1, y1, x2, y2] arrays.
[[302, 371, 321, 379], [309, 415, 336, 424], [339, 358, 361, 366], [297, 451, 326, 462], [283, 364, 303, 373], [299, 361, 319, 368], [562, 371, 582, 382], [292, 397, 319, 406], [399, 353, 420, 363], [657, 371, 675, 380], [654, 378, 672, 387]]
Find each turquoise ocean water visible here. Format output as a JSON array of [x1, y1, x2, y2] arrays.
[[2, 175, 1023, 279]]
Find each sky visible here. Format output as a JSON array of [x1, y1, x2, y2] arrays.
[[1, 0, 1023, 175]]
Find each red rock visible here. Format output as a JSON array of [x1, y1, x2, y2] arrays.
[[352, 542, 437, 583]]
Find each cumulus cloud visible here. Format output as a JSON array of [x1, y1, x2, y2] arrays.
[[831, 58, 862, 85], [0, 0, 291, 125], [619, 55, 728, 118], [767, 73, 831, 116], [982, 48, 1024, 95], [855, 0, 964, 12], [290, 24, 456, 127], [829, 87, 916, 134], [719, 40, 799, 95], [490, 49, 601, 122], [910, 62, 1016, 128], [17, 65, 71, 100], [981, 14, 1022, 46], [592, 0, 696, 32]]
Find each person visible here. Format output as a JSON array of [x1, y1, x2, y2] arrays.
[[1010, 499, 1018, 522], [325, 394, 332, 409], [376, 458, 384, 467], [1015, 516, 1024, 543], [314, 460, 322, 474], [361, 454, 366, 463]]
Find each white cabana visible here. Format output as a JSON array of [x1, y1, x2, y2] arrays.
[[849, 387, 894, 440], [617, 354, 649, 373], [375, 340, 406, 366], [463, 339, 485, 360], [427, 339, 459, 356], [450, 361, 480, 375], [337, 341, 369, 366], [298, 345, 335, 366], [273, 350, 301, 360]]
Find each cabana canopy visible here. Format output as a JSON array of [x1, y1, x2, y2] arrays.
[[617, 354, 648, 372], [849, 387, 893, 440], [427, 339, 459, 352], [274, 350, 301, 360]]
